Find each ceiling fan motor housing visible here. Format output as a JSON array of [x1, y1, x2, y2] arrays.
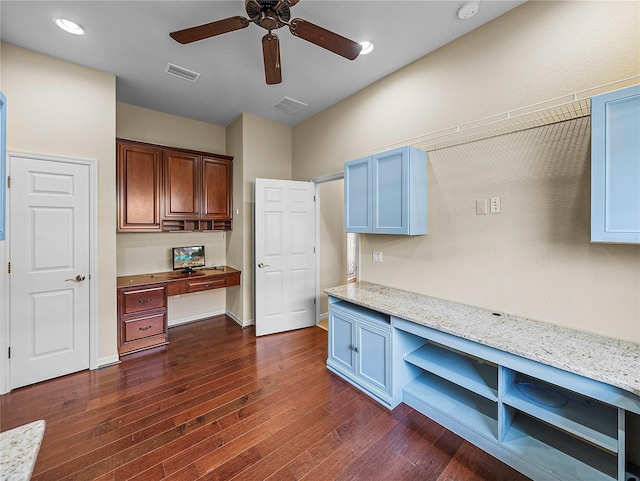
[[246, 0, 291, 30]]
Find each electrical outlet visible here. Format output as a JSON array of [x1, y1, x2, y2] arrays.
[[490, 197, 501, 213], [372, 251, 382, 262], [476, 199, 488, 214]]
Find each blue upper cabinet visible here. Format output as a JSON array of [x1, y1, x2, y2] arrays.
[[591, 85, 640, 244], [345, 146, 427, 235]]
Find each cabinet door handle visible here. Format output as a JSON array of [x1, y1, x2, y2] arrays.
[[138, 298, 152, 304], [139, 325, 152, 331]]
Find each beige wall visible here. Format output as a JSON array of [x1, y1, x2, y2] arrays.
[[226, 113, 292, 325], [116, 102, 226, 153], [225, 115, 244, 322], [292, 1, 640, 343], [1, 43, 117, 364], [318, 180, 346, 317]]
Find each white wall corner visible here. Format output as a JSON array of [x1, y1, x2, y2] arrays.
[[226, 309, 253, 328], [97, 355, 121, 369]]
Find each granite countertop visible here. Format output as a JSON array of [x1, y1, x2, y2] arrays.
[[0, 420, 45, 481], [325, 282, 640, 397]]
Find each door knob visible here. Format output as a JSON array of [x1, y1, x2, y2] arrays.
[[258, 263, 270, 268], [65, 274, 86, 283]]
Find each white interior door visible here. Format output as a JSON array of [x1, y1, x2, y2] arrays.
[[10, 155, 91, 388], [255, 178, 316, 336]]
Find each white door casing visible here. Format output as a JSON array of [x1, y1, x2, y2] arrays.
[[9, 153, 95, 389], [254, 178, 316, 336]]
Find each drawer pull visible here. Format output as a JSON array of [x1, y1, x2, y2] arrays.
[[139, 325, 152, 331], [138, 298, 153, 304]]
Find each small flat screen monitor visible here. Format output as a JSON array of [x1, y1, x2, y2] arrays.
[[172, 245, 205, 273]]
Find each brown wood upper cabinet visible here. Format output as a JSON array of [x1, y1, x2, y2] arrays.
[[117, 139, 233, 232], [117, 141, 163, 232]]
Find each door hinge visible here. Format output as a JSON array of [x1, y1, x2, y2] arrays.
[[7, 262, 10, 274], [8, 347, 10, 359], [6, 176, 10, 188]]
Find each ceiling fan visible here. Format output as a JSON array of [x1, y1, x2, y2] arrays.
[[169, 0, 363, 85]]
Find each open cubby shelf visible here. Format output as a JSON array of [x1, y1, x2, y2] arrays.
[[403, 372, 499, 442], [502, 412, 617, 481], [503, 374, 618, 453], [404, 341, 498, 401]]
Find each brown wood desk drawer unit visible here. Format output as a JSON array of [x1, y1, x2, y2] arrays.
[[117, 284, 168, 356]]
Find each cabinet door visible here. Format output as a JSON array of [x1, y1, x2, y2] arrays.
[[372, 148, 407, 234], [591, 85, 640, 243], [344, 157, 372, 233], [164, 150, 200, 220], [201, 157, 232, 221], [372, 146, 427, 235], [116, 141, 163, 231], [356, 319, 391, 394], [329, 308, 356, 373]]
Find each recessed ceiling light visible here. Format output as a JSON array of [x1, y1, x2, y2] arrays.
[[53, 18, 85, 36], [359, 41, 374, 55]]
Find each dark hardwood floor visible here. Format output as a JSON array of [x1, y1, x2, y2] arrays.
[[1, 316, 530, 481]]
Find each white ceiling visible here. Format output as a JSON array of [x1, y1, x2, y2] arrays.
[[0, 1, 524, 127]]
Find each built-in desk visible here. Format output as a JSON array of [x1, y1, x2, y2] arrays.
[[325, 281, 640, 481], [117, 267, 240, 355]]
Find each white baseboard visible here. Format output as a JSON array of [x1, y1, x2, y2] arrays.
[[226, 310, 253, 328], [98, 355, 120, 368], [168, 309, 226, 327], [319, 311, 328, 322]]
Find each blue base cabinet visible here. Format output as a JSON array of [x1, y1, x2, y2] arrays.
[[591, 84, 640, 243], [344, 146, 427, 235], [327, 296, 640, 481], [327, 299, 393, 407]]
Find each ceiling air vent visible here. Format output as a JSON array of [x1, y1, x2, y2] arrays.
[[272, 97, 308, 115], [165, 63, 201, 82]]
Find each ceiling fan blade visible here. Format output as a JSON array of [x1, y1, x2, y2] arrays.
[[289, 19, 362, 60], [170, 16, 249, 44], [262, 33, 282, 85]]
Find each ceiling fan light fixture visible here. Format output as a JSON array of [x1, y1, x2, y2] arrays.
[[53, 18, 85, 36], [359, 41, 374, 55]]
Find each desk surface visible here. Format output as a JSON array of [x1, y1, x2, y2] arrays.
[[117, 266, 240, 288], [325, 281, 640, 397]]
